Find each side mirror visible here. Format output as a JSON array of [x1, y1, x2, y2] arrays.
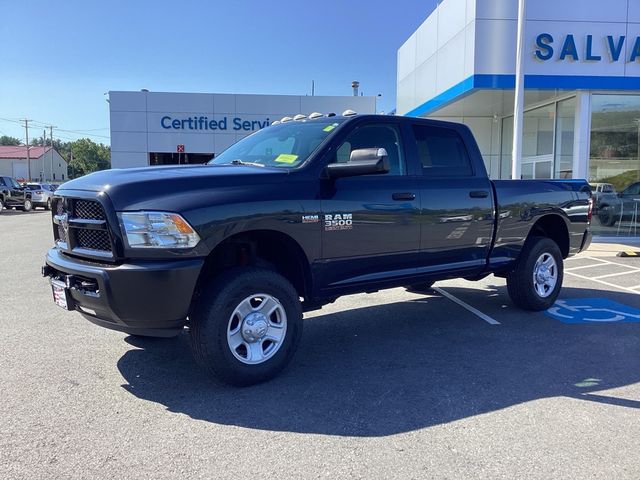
[[325, 148, 390, 179]]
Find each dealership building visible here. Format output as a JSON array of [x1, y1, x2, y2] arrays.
[[109, 91, 376, 169], [398, 0, 640, 236]]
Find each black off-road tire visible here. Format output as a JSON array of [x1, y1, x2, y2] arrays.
[[405, 281, 435, 293], [189, 267, 303, 387], [506, 236, 563, 311]]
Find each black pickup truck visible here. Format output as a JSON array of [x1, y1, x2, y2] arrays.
[[0, 176, 34, 213], [42, 114, 592, 385]]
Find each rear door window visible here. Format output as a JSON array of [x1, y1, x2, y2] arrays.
[[412, 125, 473, 177], [334, 123, 406, 176]]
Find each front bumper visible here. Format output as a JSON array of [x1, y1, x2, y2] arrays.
[[43, 248, 204, 337]]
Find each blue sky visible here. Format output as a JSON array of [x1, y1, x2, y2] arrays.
[[0, 0, 437, 145]]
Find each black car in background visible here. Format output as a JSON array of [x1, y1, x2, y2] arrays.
[[595, 181, 640, 227], [0, 176, 33, 213]]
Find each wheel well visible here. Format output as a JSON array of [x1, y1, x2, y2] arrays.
[[196, 230, 311, 299], [528, 215, 570, 258]]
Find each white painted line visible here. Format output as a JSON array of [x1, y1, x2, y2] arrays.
[[565, 271, 640, 295], [593, 269, 640, 280], [433, 287, 500, 325], [565, 264, 609, 272], [566, 256, 609, 264]]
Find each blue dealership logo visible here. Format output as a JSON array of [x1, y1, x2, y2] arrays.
[[535, 34, 640, 62]]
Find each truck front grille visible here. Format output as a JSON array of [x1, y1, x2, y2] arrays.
[[53, 197, 114, 259]]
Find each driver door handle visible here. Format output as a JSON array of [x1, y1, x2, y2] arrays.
[[392, 192, 416, 201], [469, 190, 489, 198]]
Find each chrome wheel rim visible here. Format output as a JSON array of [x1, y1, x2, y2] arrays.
[[533, 252, 558, 298], [24, 200, 31, 211], [227, 293, 287, 365]]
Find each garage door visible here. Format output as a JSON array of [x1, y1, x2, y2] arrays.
[[12, 162, 28, 181]]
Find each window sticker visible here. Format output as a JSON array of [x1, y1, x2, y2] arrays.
[[323, 123, 339, 133], [274, 154, 299, 164]]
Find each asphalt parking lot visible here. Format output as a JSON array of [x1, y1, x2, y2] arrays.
[[1, 211, 639, 479]]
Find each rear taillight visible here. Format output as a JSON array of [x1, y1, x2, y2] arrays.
[[35, 190, 43, 194], [587, 197, 594, 222]]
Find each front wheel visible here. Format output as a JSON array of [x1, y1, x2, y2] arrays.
[[189, 267, 303, 386], [0, 198, 4, 214], [45, 198, 52, 211], [506, 237, 563, 311]]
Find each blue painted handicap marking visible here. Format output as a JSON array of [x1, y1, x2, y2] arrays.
[[547, 298, 640, 324]]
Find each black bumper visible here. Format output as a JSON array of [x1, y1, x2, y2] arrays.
[[43, 248, 204, 337]]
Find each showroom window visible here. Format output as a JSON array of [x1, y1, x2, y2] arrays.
[[500, 97, 575, 180], [589, 94, 640, 237]]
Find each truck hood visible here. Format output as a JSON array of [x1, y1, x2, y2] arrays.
[[57, 164, 290, 211]]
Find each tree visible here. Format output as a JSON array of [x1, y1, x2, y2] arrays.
[[0, 135, 21, 146], [68, 138, 111, 177]]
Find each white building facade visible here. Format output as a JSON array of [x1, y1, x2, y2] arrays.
[[398, 0, 640, 236], [109, 91, 376, 169], [0, 146, 68, 183]]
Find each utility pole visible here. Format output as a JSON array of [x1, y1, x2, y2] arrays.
[[22, 119, 32, 181], [45, 125, 57, 181], [511, 0, 526, 179]]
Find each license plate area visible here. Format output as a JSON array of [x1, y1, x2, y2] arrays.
[[51, 279, 74, 310]]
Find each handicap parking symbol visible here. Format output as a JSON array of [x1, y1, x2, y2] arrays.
[[547, 298, 640, 324]]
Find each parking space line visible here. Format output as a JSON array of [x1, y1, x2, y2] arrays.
[[565, 271, 640, 295], [565, 263, 610, 272], [433, 287, 500, 325], [593, 269, 640, 280], [565, 256, 608, 263]]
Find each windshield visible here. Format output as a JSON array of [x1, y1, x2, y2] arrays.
[[208, 119, 344, 168]]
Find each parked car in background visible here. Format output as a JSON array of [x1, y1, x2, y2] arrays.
[[25, 183, 55, 210], [595, 181, 640, 227], [0, 176, 33, 213]]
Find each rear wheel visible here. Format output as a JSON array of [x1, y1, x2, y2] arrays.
[[506, 236, 563, 311], [189, 267, 303, 386], [0, 198, 4, 214], [45, 198, 52, 211], [598, 205, 617, 227], [20, 198, 33, 212]]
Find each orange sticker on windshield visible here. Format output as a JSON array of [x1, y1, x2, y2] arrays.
[[275, 154, 298, 164]]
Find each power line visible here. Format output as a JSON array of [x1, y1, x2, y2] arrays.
[[0, 117, 110, 140]]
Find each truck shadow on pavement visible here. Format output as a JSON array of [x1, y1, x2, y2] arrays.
[[117, 286, 640, 437]]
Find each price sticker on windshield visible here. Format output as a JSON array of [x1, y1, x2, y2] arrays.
[[323, 123, 339, 132], [275, 154, 298, 164]]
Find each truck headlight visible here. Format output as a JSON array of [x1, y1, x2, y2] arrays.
[[120, 212, 200, 248]]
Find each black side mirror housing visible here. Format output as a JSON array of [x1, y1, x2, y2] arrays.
[[325, 148, 390, 179]]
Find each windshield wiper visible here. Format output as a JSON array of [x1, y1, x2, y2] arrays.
[[226, 159, 265, 167]]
